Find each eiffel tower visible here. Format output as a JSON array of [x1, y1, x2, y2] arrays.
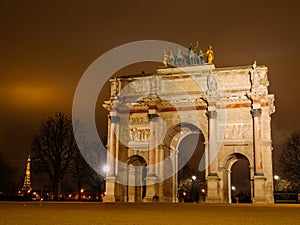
[[22, 154, 32, 192]]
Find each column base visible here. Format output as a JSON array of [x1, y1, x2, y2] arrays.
[[143, 195, 159, 202], [206, 174, 221, 203], [143, 176, 157, 202], [252, 175, 268, 204], [103, 176, 116, 203], [103, 195, 116, 202]]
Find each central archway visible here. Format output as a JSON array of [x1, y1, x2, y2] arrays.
[[177, 133, 205, 202], [163, 123, 206, 203]]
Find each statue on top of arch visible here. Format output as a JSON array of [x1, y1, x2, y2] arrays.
[[163, 42, 213, 67]]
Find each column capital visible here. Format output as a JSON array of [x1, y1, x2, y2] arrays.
[[109, 115, 120, 123], [251, 108, 262, 117], [207, 110, 217, 119]]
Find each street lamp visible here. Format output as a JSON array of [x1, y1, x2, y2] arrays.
[[191, 175, 196, 202], [231, 186, 237, 203], [103, 165, 110, 173], [274, 175, 280, 191], [80, 188, 84, 200]]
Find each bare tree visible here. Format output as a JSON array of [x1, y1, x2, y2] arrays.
[[85, 163, 105, 200], [70, 148, 89, 200], [70, 146, 105, 200], [0, 151, 19, 195], [279, 131, 300, 190], [31, 112, 77, 200]]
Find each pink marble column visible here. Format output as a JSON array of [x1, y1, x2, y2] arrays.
[[148, 113, 158, 176], [251, 108, 263, 175], [143, 113, 158, 202], [108, 115, 119, 177], [207, 110, 218, 176]]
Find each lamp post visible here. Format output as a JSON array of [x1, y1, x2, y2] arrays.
[[274, 175, 280, 192], [80, 188, 84, 200], [40, 173, 43, 201], [192, 175, 196, 202], [231, 186, 236, 203]]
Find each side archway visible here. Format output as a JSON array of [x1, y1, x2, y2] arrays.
[[126, 155, 147, 202], [223, 153, 253, 203]]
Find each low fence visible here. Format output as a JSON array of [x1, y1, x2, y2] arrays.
[[274, 192, 299, 204]]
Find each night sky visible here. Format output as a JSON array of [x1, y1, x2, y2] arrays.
[[1, 0, 299, 177]]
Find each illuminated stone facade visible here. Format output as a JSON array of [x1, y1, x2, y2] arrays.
[[103, 63, 275, 203]]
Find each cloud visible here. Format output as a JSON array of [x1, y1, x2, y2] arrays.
[[0, 82, 73, 112]]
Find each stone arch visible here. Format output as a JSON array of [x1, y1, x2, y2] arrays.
[[162, 122, 206, 202], [127, 155, 147, 166], [222, 153, 253, 203], [126, 155, 147, 202], [103, 63, 275, 204], [164, 122, 207, 151]]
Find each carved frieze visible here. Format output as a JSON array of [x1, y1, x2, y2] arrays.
[[128, 116, 149, 126], [130, 128, 150, 142], [222, 123, 253, 140]]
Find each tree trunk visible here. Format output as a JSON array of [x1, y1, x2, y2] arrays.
[[77, 183, 82, 201], [53, 179, 61, 200]]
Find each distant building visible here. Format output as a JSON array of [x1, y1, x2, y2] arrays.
[[21, 154, 32, 193]]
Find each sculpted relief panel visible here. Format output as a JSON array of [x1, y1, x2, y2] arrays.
[[130, 128, 150, 142], [126, 114, 167, 144], [222, 123, 253, 141], [222, 108, 253, 141], [128, 116, 149, 143]]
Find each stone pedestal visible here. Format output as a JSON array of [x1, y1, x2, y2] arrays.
[[252, 175, 267, 203], [127, 185, 135, 202], [206, 175, 221, 203], [143, 176, 157, 202], [157, 182, 164, 202], [103, 177, 116, 202]]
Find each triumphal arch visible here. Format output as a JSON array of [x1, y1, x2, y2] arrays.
[[102, 46, 275, 203]]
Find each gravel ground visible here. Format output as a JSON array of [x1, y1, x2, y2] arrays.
[[0, 202, 300, 225]]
